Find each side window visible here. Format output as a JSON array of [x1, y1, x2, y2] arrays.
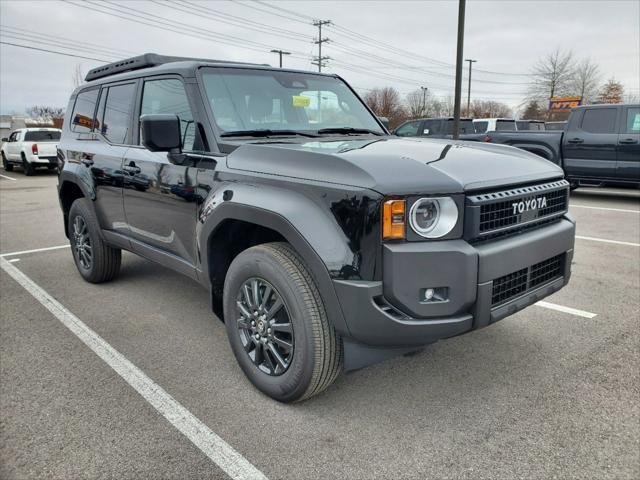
[[71, 89, 99, 133], [101, 83, 136, 144], [580, 108, 616, 134], [140, 78, 196, 151], [395, 121, 419, 137], [625, 108, 640, 133], [8, 131, 18, 142], [474, 121, 488, 133]]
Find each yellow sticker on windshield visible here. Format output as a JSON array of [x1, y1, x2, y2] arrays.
[[292, 95, 311, 108]]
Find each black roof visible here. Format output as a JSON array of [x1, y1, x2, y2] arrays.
[[84, 53, 266, 82]]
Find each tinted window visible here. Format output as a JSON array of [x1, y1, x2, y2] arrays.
[[516, 121, 529, 130], [444, 119, 474, 134], [581, 108, 616, 134], [496, 120, 517, 131], [474, 121, 488, 133], [530, 122, 545, 131], [141, 79, 196, 151], [625, 108, 640, 133], [71, 88, 99, 133], [101, 83, 136, 144], [545, 122, 566, 131], [24, 131, 61, 141], [395, 121, 420, 137]]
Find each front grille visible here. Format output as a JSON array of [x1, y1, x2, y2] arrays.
[[466, 180, 569, 241], [491, 254, 565, 307]]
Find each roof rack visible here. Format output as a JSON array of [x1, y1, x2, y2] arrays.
[[85, 53, 265, 82]]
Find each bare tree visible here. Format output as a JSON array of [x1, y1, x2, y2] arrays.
[[468, 100, 512, 118], [405, 89, 425, 119], [596, 78, 624, 104], [72, 63, 85, 88], [26, 105, 65, 120], [528, 49, 575, 106], [571, 58, 601, 104], [364, 87, 407, 128]]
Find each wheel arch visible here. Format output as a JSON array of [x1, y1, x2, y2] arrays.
[[58, 173, 94, 237]]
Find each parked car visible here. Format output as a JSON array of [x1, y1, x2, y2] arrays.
[[473, 118, 517, 133], [483, 104, 640, 188], [516, 120, 545, 131], [393, 117, 480, 138], [545, 121, 567, 131], [1, 128, 61, 175], [57, 53, 575, 402]]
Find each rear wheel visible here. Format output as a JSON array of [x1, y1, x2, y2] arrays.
[[223, 242, 342, 402], [21, 154, 34, 176], [1, 152, 13, 172], [68, 198, 121, 283]]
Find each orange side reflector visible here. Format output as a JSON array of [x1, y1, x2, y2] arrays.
[[382, 199, 405, 240]]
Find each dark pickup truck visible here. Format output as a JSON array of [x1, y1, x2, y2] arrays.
[[483, 104, 640, 188]]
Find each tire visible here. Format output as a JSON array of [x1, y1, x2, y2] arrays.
[[1, 152, 13, 172], [21, 154, 34, 176], [68, 198, 121, 283], [223, 242, 342, 403]]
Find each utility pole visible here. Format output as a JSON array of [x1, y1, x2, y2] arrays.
[[465, 59, 476, 116], [420, 86, 428, 116], [312, 19, 331, 72], [270, 49, 291, 68], [452, 0, 466, 140]]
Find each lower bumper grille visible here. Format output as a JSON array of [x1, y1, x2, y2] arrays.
[[491, 254, 565, 307]]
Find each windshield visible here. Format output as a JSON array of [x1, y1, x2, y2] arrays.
[[201, 68, 384, 136], [24, 130, 61, 141]]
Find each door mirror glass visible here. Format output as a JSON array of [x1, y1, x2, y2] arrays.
[[1, 138, 8, 142], [140, 114, 182, 153]]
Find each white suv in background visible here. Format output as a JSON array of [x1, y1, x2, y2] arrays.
[[473, 118, 517, 133], [1, 128, 61, 175]]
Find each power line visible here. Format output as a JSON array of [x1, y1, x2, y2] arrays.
[[0, 41, 110, 62]]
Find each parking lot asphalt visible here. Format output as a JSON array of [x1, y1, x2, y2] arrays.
[[1, 168, 639, 480]]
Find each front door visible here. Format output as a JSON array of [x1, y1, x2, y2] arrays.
[[122, 76, 200, 268], [616, 106, 640, 182], [563, 107, 618, 180], [6, 131, 21, 160]]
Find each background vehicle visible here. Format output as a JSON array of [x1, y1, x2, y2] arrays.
[[516, 120, 545, 131], [393, 117, 482, 139], [483, 104, 640, 187], [545, 121, 567, 131], [473, 118, 517, 133], [1, 128, 61, 175], [57, 54, 575, 402]]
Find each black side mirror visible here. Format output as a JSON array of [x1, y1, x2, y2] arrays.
[[140, 114, 182, 153], [377, 116, 390, 130], [1, 138, 8, 142]]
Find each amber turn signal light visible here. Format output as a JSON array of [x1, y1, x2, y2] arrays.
[[382, 199, 405, 240]]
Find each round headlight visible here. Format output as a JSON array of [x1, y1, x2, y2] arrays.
[[409, 197, 458, 238]]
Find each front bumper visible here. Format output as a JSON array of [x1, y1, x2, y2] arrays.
[[334, 217, 575, 347]]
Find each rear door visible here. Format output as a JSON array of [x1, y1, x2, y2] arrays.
[[616, 106, 640, 182], [122, 75, 200, 270], [562, 107, 618, 179]]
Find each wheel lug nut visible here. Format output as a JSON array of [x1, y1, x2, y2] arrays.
[[267, 328, 271, 334]]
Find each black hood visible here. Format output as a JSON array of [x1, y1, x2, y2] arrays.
[[226, 137, 564, 195]]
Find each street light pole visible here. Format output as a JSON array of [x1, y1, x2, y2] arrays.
[[452, 0, 466, 140], [420, 86, 428, 116], [270, 49, 291, 68], [465, 59, 476, 116]]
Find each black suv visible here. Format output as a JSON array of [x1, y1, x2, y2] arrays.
[[57, 54, 576, 402]]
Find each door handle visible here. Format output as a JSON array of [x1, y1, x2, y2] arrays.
[[567, 137, 584, 144], [619, 138, 638, 145], [123, 162, 141, 174], [81, 158, 94, 167]]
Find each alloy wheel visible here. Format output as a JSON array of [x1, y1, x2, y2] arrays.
[[72, 216, 92, 269]]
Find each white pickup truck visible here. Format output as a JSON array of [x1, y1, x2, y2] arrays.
[[1, 128, 61, 175]]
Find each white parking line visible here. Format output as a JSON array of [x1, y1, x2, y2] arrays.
[[571, 204, 640, 214], [0, 257, 268, 480], [535, 301, 597, 318], [0, 173, 17, 181], [0, 244, 69, 257], [576, 235, 640, 247], [8, 258, 20, 263]]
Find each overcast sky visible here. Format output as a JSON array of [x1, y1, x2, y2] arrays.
[[1, 0, 638, 115]]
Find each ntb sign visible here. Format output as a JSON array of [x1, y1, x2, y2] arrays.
[[549, 96, 582, 112]]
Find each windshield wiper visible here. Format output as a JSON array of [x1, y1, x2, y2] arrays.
[[316, 127, 383, 136], [220, 129, 318, 138]]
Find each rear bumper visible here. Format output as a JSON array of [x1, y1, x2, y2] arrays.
[[334, 217, 575, 347]]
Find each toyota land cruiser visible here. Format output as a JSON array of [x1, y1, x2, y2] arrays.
[[57, 54, 576, 402]]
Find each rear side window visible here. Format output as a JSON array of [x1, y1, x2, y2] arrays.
[[140, 78, 196, 151], [24, 131, 61, 141], [474, 121, 488, 133], [445, 120, 474, 134], [496, 120, 516, 131], [625, 108, 640, 133], [101, 83, 136, 144], [581, 108, 616, 134], [516, 121, 529, 130], [71, 89, 99, 133]]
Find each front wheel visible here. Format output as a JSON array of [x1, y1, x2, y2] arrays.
[[223, 242, 342, 402], [68, 198, 121, 283]]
